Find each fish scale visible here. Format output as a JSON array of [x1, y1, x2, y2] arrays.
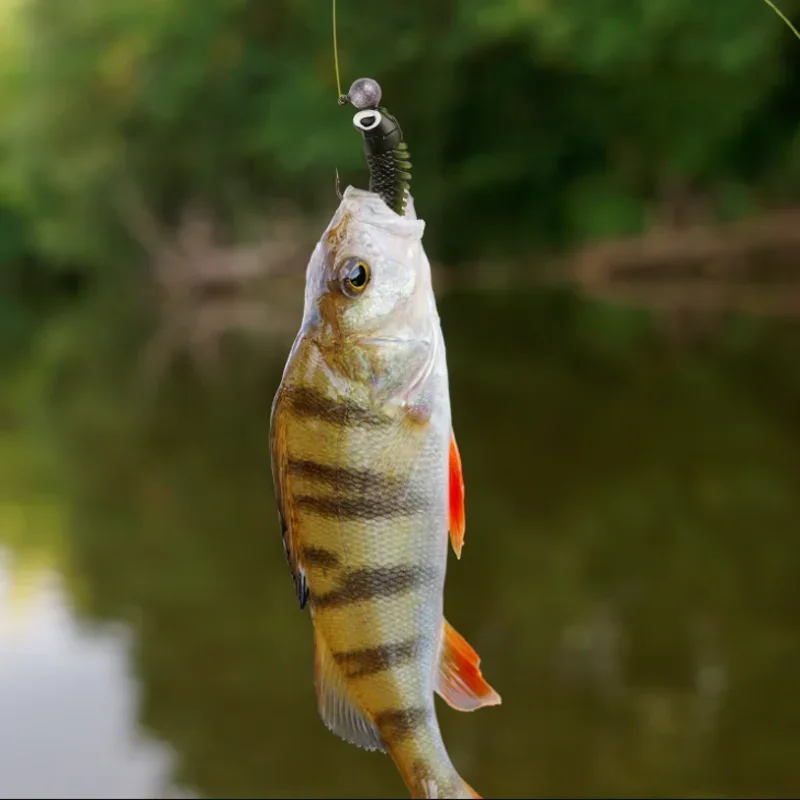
[[270, 187, 500, 799]]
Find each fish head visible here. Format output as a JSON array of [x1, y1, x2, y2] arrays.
[[302, 186, 434, 346], [297, 187, 438, 402]]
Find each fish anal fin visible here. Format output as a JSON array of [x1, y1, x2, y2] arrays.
[[314, 629, 386, 752], [435, 619, 501, 712], [448, 431, 466, 559]]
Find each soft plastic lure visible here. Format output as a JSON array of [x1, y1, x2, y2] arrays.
[[340, 77, 413, 217]]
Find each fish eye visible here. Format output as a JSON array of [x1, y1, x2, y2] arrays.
[[340, 258, 371, 297], [353, 109, 382, 132]]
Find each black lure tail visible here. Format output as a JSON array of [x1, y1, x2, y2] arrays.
[[366, 135, 412, 216], [343, 78, 412, 217]]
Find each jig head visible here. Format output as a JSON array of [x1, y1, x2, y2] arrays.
[[341, 78, 412, 217]]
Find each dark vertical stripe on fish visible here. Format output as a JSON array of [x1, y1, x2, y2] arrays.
[[333, 637, 422, 678], [301, 546, 341, 569], [287, 458, 399, 496], [295, 492, 425, 521], [284, 387, 391, 426], [312, 565, 434, 609], [375, 707, 430, 740]]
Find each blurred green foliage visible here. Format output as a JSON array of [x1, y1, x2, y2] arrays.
[[1, 0, 800, 282]]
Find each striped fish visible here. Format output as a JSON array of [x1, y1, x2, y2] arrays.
[[270, 186, 500, 799]]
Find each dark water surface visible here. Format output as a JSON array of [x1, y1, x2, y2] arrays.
[[1, 290, 799, 798]]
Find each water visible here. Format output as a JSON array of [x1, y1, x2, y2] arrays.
[[1, 290, 799, 798], [0, 555, 179, 799]]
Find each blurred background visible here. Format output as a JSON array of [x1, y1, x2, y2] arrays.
[[2, 0, 800, 797]]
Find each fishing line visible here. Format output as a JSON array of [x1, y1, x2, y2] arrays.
[[333, 0, 344, 197], [332, 0, 348, 104], [761, 0, 800, 41]]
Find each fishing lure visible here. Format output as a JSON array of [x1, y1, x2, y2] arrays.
[[330, 0, 412, 216], [339, 77, 413, 217]]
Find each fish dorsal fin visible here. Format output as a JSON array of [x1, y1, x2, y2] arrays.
[[435, 620, 502, 712], [271, 383, 309, 609], [314, 628, 386, 752], [448, 431, 466, 558]]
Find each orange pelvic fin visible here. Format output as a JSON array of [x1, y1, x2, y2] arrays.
[[448, 430, 466, 558], [435, 619, 501, 712]]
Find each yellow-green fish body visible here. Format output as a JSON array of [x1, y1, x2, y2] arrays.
[[271, 187, 500, 799]]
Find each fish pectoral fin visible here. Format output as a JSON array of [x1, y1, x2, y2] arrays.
[[435, 619, 501, 712], [448, 431, 466, 559], [314, 629, 386, 752]]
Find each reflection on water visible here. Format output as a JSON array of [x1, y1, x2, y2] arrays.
[[2, 290, 800, 798], [0, 552, 182, 799]]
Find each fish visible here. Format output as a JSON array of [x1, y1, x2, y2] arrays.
[[270, 186, 501, 799]]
